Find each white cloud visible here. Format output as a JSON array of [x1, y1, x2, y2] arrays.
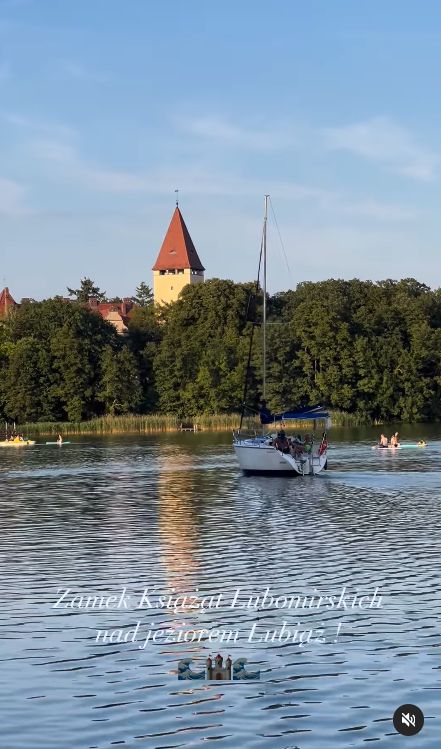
[[27, 137, 417, 225], [324, 116, 439, 181], [322, 196, 419, 222], [30, 137, 314, 196], [0, 176, 26, 215], [176, 115, 294, 151], [2, 111, 75, 138], [31, 139, 151, 192]]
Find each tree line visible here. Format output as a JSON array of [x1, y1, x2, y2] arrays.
[[1, 276, 441, 424]]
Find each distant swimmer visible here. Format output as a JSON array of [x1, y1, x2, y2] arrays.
[[379, 434, 388, 448]]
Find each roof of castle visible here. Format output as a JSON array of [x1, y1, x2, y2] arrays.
[[0, 287, 18, 317], [152, 207, 205, 272]]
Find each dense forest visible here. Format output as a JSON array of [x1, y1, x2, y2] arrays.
[[1, 277, 441, 424]]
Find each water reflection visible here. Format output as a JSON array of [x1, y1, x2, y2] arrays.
[[156, 449, 201, 589], [0, 430, 440, 748]]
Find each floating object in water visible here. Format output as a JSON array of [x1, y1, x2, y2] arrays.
[[372, 442, 427, 450], [45, 441, 71, 445], [0, 440, 36, 447]]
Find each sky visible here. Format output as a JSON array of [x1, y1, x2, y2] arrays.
[[2, 0, 441, 299]]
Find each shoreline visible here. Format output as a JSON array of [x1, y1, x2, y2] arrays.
[[10, 411, 383, 437]]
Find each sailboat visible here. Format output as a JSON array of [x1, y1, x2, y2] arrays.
[[233, 196, 330, 475]]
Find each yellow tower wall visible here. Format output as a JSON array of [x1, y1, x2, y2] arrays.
[[153, 269, 204, 305]]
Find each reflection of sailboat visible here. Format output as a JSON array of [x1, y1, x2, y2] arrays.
[[233, 196, 330, 475]]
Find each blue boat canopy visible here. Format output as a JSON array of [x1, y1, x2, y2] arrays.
[[259, 404, 330, 424]]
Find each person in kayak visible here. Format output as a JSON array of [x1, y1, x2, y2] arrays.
[[379, 434, 388, 448], [390, 432, 399, 447]]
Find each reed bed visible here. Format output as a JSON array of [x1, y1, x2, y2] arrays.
[[325, 410, 374, 427], [15, 409, 373, 436], [17, 413, 243, 436]]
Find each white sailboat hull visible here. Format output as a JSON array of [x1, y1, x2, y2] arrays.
[[233, 439, 327, 475]]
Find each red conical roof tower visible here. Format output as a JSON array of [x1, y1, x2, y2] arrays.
[[152, 207, 204, 272]]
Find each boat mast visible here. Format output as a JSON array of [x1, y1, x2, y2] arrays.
[[263, 195, 269, 401], [237, 195, 268, 434]]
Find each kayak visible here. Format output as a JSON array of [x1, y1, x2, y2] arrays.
[[0, 440, 36, 447], [45, 441, 71, 445], [372, 443, 427, 449]]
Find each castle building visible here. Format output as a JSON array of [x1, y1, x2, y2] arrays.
[[0, 287, 18, 318], [152, 206, 204, 305], [87, 298, 135, 335]]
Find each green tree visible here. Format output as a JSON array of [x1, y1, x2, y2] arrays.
[[134, 282, 154, 307], [154, 279, 257, 417], [261, 277, 441, 423], [3, 338, 56, 422], [99, 345, 142, 415], [67, 277, 107, 303], [0, 299, 119, 423], [2, 276, 441, 426], [127, 306, 162, 411]]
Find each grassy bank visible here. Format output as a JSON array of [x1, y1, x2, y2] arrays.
[[15, 410, 373, 436]]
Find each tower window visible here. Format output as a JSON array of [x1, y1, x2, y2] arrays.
[[177, 269, 184, 274], [159, 270, 166, 275]]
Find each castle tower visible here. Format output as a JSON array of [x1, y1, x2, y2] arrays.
[[152, 206, 205, 305]]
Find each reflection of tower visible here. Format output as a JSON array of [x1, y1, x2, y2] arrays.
[[157, 450, 200, 593], [152, 204, 205, 305]]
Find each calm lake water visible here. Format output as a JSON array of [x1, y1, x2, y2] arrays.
[[1, 425, 441, 748]]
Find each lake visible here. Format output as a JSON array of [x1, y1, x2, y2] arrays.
[[1, 425, 440, 748]]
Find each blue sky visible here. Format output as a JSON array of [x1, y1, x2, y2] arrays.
[[2, 0, 441, 299]]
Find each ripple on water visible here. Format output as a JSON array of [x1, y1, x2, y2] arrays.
[[0, 432, 440, 748]]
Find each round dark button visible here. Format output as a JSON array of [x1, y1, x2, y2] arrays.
[[393, 704, 424, 736]]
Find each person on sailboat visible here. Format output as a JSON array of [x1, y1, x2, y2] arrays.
[[275, 430, 290, 453], [379, 434, 388, 448], [390, 432, 399, 447], [291, 434, 305, 456]]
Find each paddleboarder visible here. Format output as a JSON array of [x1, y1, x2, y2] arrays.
[[390, 432, 399, 447]]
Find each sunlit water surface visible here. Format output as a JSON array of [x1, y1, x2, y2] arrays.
[[1, 425, 440, 748]]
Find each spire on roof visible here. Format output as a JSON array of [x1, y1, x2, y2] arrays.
[[152, 207, 205, 272]]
